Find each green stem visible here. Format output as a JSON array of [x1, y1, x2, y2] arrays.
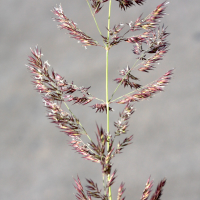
[[106, 1, 112, 200], [106, 48, 110, 146], [63, 102, 92, 141], [86, 0, 106, 47], [86, 0, 102, 35], [86, 0, 112, 198]]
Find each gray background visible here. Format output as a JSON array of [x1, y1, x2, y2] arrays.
[[1, 0, 200, 199]]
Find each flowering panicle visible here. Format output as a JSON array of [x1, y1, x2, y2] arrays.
[[90, 0, 109, 14], [45, 98, 83, 137], [147, 1, 168, 27], [150, 178, 166, 200], [125, 25, 170, 73], [114, 103, 135, 136], [116, 0, 145, 10], [133, 0, 145, 6], [27, 46, 93, 137], [28, 47, 93, 101], [89, 0, 145, 13], [90, 0, 103, 14], [86, 179, 108, 199], [140, 177, 166, 200], [129, 2, 168, 31], [108, 24, 124, 36], [74, 176, 89, 200], [107, 169, 117, 187], [146, 26, 169, 53], [75, 169, 117, 199], [116, 69, 173, 104], [27, 1, 172, 199], [141, 177, 153, 200], [70, 138, 100, 163], [125, 31, 147, 45], [91, 125, 107, 162], [138, 49, 168, 72], [92, 125, 113, 174], [67, 95, 95, 105], [117, 0, 134, 11], [127, 25, 169, 53], [115, 135, 133, 154], [52, 4, 99, 47], [135, 26, 170, 72], [114, 65, 141, 89], [90, 103, 114, 113], [70, 125, 115, 177], [70, 126, 105, 163], [104, 2, 170, 78], [101, 23, 125, 48], [63, 85, 95, 105], [118, 66, 139, 80], [117, 182, 126, 200]]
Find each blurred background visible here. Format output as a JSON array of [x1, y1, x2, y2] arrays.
[[0, 0, 200, 199]]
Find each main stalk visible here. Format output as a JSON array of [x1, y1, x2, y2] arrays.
[[106, 1, 112, 199]]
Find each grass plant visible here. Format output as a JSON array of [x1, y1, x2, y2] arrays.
[[27, 1, 172, 199]]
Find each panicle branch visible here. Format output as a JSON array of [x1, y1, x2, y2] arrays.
[[126, 25, 170, 72], [102, 23, 125, 48], [70, 125, 113, 176], [70, 137, 100, 163], [140, 177, 166, 200], [67, 95, 95, 105], [90, 0, 109, 14], [100, 2, 169, 65], [52, 4, 99, 47], [90, 103, 114, 113], [117, 182, 126, 200], [74, 176, 90, 200], [86, 179, 108, 199], [116, 0, 146, 10], [89, 0, 145, 14], [129, 2, 168, 31], [114, 65, 141, 89], [138, 25, 170, 72], [45, 98, 83, 137], [141, 177, 153, 200], [150, 178, 166, 200], [27, 46, 92, 137], [115, 135, 133, 154], [107, 169, 117, 187], [116, 69, 173, 104], [114, 103, 135, 136]]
